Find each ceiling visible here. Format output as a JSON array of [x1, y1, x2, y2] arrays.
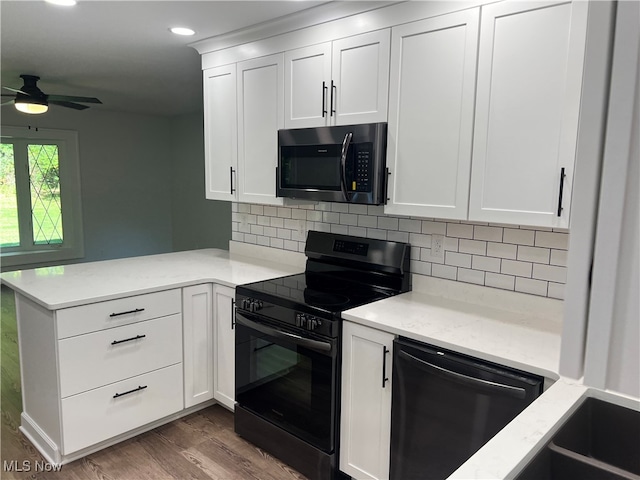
[[0, 0, 329, 117]]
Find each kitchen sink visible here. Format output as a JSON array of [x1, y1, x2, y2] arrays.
[[515, 397, 640, 480]]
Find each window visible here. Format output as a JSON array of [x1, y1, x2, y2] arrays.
[[1, 126, 83, 267]]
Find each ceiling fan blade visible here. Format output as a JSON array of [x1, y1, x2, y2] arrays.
[[49, 100, 89, 110], [2, 86, 29, 95], [2, 100, 15, 106], [47, 94, 102, 104]]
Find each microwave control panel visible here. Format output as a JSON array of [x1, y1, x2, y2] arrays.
[[350, 143, 373, 192]]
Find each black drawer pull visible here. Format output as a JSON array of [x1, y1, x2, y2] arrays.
[[382, 346, 390, 388], [557, 167, 566, 217], [109, 308, 145, 318], [113, 385, 147, 399], [111, 334, 146, 346]]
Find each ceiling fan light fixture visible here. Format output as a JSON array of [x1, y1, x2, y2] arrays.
[[170, 27, 195, 36], [15, 98, 48, 115]]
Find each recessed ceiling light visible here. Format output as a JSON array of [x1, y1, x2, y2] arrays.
[[45, 0, 77, 6], [170, 27, 196, 36]]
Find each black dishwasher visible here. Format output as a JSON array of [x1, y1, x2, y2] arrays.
[[390, 337, 543, 480]]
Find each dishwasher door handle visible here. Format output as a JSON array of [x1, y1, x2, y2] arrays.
[[398, 350, 526, 399]]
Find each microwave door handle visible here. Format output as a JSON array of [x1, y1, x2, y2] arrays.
[[340, 132, 353, 201]]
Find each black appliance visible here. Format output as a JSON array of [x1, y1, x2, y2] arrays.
[[276, 122, 388, 205], [235, 231, 411, 480], [390, 337, 544, 480]]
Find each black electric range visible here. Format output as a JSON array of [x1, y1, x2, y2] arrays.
[[234, 231, 411, 480]]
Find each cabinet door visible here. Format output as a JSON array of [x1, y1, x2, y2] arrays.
[[385, 9, 479, 219], [237, 54, 285, 205], [284, 43, 332, 128], [213, 284, 235, 411], [183, 284, 214, 408], [331, 29, 391, 126], [339, 321, 393, 480], [203, 65, 237, 201], [469, 0, 588, 228]]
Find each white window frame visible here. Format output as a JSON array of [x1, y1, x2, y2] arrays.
[[1, 126, 84, 268]]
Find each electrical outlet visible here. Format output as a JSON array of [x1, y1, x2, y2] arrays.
[[239, 213, 249, 232], [431, 234, 444, 259], [298, 220, 307, 239]]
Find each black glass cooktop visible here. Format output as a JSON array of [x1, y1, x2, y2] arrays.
[[238, 272, 394, 314]]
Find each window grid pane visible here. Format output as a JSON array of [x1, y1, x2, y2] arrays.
[[0, 143, 20, 247], [28, 144, 63, 245]]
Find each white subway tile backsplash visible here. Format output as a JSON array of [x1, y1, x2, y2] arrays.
[[358, 214, 378, 228], [422, 220, 447, 235], [445, 251, 471, 268], [378, 216, 399, 230], [487, 242, 517, 259], [535, 231, 569, 249], [515, 277, 548, 296], [485, 272, 515, 291], [474, 225, 503, 242], [447, 223, 474, 239], [517, 245, 551, 264], [503, 228, 535, 246], [501, 259, 533, 278], [459, 239, 487, 256], [533, 264, 567, 283], [472, 255, 501, 273], [433, 264, 457, 281], [232, 202, 570, 299], [550, 249, 568, 266], [458, 268, 485, 286]]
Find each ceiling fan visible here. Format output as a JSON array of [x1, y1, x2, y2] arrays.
[[1, 74, 102, 114]]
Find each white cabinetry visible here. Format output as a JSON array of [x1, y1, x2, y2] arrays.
[[203, 65, 237, 202], [17, 289, 185, 462], [183, 284, 214, 408], [469, 0, 588, 228], [385, 9, 480, 219], [237, 54, 285, 205], [339, 321, 393, 480], [213, 284, 236, 410], [284, 29, 390, 128]]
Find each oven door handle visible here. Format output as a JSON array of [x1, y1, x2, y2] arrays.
[[236, 314, 333, 353]]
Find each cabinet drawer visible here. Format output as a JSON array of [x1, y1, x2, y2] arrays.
[[61, 363, 183, 454], [56, 289, 181, 339], [58, 314, 183, 398]]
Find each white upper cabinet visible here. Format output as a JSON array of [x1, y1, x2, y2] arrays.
[[237, 54, 285, 205], [385, 9, 480, 219], [469, 0, 588, 228], [285, 29, 390, 129], [203, 65, 237, 202]]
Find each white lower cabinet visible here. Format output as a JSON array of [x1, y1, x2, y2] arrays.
[[61, 364, 183, 454], [183, 284, 214, 408], [213, 284, 236, 410], [340, 321, 394, 480]]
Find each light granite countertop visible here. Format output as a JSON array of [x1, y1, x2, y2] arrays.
[[0, 248, 301, 310]]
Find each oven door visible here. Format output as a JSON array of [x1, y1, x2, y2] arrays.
[[235, 311, 338, 453]]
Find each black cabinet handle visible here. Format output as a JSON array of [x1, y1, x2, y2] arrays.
[[230, 166, 236, 195], [322, 81, 328, 118], [113, 385, 147, 399], [109, 308, 144, 318], [382, 346, 389, 388], [557, 167, 566, 217], [385, 167, 391, 203], [330, 80, 336, 116], [231, 299, 236, 330], [111, 334, 146, 346]]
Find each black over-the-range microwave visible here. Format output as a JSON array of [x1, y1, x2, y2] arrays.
[[276, 122, 387, 205]]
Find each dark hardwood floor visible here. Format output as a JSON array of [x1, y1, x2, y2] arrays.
[[1, 285, 307, 480]]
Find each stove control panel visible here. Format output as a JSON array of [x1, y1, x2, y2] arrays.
[[295, 312, 323, 331], [241, 298, 263, 313]]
